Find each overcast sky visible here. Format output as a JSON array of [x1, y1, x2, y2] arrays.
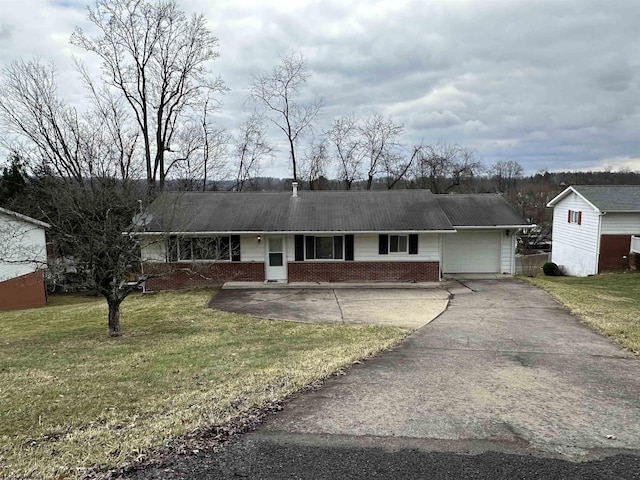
[[1, 0, 639, 177]]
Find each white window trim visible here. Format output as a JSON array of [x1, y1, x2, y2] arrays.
[[170, 235, 233, 262], [388, 234, 409, 254], [305, 234, 345, 261]]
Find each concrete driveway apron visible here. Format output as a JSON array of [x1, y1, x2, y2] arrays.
[[208, 286, 450, 329], [253, 279, 640, 460]]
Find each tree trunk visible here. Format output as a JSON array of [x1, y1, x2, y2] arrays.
[[366, 175, 374, 190], [108, 300, 122, 337]]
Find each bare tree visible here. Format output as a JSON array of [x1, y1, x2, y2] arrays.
[[31, 176, 147, 336], [412, 142, 483, 193], [359, 114, 404, 190], [168, 93, 229, 191], [490, 160, 524, 193], [301, 137, 329, 190], [249, 51, 322, 181], [328, 115, 363, 190], [71, 0, 225, 191], [0, 59, 91, 183], [384, 144, 422, 190], [233, 112, 273, 191]]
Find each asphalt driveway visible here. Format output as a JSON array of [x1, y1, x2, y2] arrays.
[[128, 279, 640, 479], [208, 285, 451, 329]]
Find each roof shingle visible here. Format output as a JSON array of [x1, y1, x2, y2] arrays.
[[572, 185, 640, 212], [144, 189, 529, 233]]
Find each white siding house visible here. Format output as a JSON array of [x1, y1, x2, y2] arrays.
[[137, 188, 530, 291], [0, 207, 50, 309], [547, 185, 640, 276]]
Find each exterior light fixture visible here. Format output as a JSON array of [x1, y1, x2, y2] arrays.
[[257, 235, 262, 243]]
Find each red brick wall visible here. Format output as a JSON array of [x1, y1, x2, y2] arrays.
[[143, 262, 264, 292], [142, 260, 441, 291], [0, 270, 47, 310], [288, 261, 440, 283], [598, 235, 634, 272]]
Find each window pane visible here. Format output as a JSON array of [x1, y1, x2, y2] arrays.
[[167, 236, 178, 262], [269, 252, 283, 266], [389, 235, 407, 253], [398, 235, 407, 252], [316, 237, 334, 259], [269, 237, 283, 252], [178, 238, 192, 260], [390, 235, 399, 252], [190, 237, 231, 260], [334, 236, 343, 259]]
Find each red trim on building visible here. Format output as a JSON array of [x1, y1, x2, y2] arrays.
[[0, 271, 47, 310]]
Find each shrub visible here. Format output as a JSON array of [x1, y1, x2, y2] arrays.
[[543, 262, 562, 276]]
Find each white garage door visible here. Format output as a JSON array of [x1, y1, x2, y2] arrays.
[[443, 231, 501, 274]]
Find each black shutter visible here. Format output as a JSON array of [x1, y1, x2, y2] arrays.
[[294, 235, 304, 261], [334, 236, 343, 259], [230, 235, 241, 261], [167, 235, 178, 262], [345, 234, 354, 261], [305, 236, 315, 259], [379, 234, 388, 255], [219, 236, 231, 260], [408, 234, 418, 255]]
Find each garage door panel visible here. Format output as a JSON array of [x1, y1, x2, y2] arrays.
[[443, 231, 501, 273]]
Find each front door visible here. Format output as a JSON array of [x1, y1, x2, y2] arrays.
[[265, 236, 287, 281]]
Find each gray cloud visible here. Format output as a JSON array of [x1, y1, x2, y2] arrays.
[[2, 0, 640, 176]]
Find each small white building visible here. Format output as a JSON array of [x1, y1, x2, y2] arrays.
[[546, 185, 640, 276], [0, 207, 50, 309]]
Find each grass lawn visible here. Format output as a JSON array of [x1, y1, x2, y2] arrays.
[[0, 289, 409, 479], [525, 272, 640, 354]]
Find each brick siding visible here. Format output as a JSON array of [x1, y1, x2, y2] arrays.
[[143, 262, 264, 292], [288, 261, 440, 283], [142, 260, 440, 291]]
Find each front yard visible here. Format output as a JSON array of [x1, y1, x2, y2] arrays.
[[0, 289, 409, 479], [526, 272, 640, 354]]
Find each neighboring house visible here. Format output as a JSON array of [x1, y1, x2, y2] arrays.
[[546, 185, 640, 276], [137, 186, 530, 291], [0, 207, 50, 309]]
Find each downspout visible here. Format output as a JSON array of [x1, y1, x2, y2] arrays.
[[596, 211, 606, 274]]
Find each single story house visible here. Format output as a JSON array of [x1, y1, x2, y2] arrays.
[[0, 207, 49, 309], [546, 185, 640, 276], [137, 186, 530, 291]]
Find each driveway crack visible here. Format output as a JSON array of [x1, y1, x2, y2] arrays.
[[333, 289, 345, 323]]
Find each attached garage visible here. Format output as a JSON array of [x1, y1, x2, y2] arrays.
[[442, 230, 502, 274]]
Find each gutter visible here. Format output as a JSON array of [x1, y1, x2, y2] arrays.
[[135, 229, 459, 235]]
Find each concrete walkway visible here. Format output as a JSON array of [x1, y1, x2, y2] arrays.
[[209, 283, 456, 329]]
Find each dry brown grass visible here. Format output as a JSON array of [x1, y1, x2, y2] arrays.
[[0, 289, 409, 479], [525, 273, 640, 354]]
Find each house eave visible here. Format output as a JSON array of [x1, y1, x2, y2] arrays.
[[0, 207, 51, 229], [546, 186, 600, 212], [137, 229, 458, 236], [452, 225, 532, 229]]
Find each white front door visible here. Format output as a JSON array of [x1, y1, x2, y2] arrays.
[[265, 236, 287, 281]]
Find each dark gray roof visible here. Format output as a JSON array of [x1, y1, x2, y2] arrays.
[[572, 185, 640, 212], [144, 190, 529, 233], [436, 194, 529, 227]]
